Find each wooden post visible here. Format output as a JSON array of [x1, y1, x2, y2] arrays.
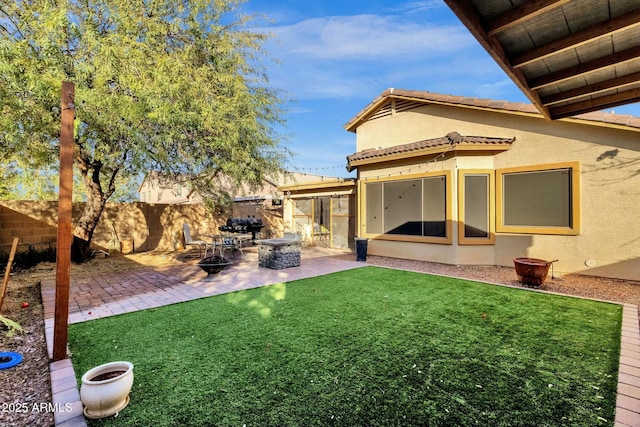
[[53, 81, 74, 361], [0, 237, 19, 312]]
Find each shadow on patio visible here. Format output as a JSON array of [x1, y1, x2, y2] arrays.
[[41, 245, 363, 359]]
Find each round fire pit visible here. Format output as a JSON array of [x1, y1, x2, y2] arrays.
[[513, 257, 557, 286], [197, 255, 232, 275]]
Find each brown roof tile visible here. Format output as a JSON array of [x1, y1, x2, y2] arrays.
[[346, 132, 515, 171]]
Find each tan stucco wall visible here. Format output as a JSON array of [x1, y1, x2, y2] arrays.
[[0, 199, 285, 256], [0, 201, 226, 254], [354, 104, 640, 281]]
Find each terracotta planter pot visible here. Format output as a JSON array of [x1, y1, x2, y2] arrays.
[[513, 257, 557, 286], [80, 361, 134, 419]]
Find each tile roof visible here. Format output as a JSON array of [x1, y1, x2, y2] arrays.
[[346, 132, 515, 171], [344, 88, 640, 132]]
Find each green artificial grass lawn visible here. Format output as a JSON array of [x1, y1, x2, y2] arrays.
[[69, 266, 622, 427]]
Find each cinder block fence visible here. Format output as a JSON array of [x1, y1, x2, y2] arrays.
[[0, 201, 222, 256]]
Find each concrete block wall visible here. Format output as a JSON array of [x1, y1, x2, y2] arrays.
[[0, 200, 284, 255], [0, 202, 59, 255]]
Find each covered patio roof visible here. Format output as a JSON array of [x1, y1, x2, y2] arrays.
[[278, 177, 357, 195], [444, 0, 640, 120]]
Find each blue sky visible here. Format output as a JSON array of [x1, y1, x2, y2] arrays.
[[241, 0, 640, 178]]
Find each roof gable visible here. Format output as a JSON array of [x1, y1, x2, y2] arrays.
[[344, 88, 640, 133]]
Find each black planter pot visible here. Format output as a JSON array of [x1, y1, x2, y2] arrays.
[[354, 238, 369, 262]]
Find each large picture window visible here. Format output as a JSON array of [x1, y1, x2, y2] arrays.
[[384, 179, 422, 235], [364, 172, 451, 243], [496, 162, 580, 235]]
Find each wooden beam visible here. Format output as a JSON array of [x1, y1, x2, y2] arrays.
[[550, 87, 640, 119], [53, 81, 74, 362], [541, 71, 640, 105], [443, 0, 552, 120], [487, 0, 572, 36], [0, 238, 19, 312], [529, 45, 640, 90], [512, 10, 640, 68]]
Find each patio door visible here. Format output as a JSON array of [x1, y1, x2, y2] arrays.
[[293, 199, 312, 241], [293, 196, 354, 249], [331, 196, 352, 250], [313, 197, 331, 246]]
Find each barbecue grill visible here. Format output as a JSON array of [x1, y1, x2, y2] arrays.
[[218, 217, 265, 242]]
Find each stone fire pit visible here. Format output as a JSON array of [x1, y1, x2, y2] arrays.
[[258, 239, 301, 270]]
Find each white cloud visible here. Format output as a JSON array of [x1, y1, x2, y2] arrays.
[[287, 106, 315, 115], [387, 1, 445, 14], [291, 142, 355, 170], [262, 13, 480, 101], [473, 79, 525, 100], [269, 14, 473, 61]]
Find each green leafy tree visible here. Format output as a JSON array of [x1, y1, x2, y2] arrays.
[[0, 0, 289, 260], [0, 161, 19, 198], [0, 164, 137, 202], [0, 163, 61, 201]]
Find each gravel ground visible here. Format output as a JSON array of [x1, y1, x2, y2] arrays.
[[1, 251, 639, 427]]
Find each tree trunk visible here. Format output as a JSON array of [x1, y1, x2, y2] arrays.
[[71, 155, 113, 263], [70, 188, 108, 263], [70, 236, 92, 264]]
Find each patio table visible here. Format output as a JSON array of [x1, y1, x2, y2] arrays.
[[204, 234, 250, 258]]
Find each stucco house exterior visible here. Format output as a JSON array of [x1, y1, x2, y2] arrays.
[[138, 172, 202, 204], [345, 89, 640, 281]]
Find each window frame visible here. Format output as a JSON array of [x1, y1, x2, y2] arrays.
[[361, 171, 452, 244], [496, 161, 581, 235], [458, 170, 495, 245]]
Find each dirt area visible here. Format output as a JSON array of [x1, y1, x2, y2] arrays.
[[0, 278, 52, 427], [0, 250, 638, 427]]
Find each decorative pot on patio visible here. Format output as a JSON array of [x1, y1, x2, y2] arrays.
[[80, 361, 134, 419], [513, 258, 557, 286]]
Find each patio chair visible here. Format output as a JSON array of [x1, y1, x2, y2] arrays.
[[219, 235, 244, 259], [182, 223, 213, 258]]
